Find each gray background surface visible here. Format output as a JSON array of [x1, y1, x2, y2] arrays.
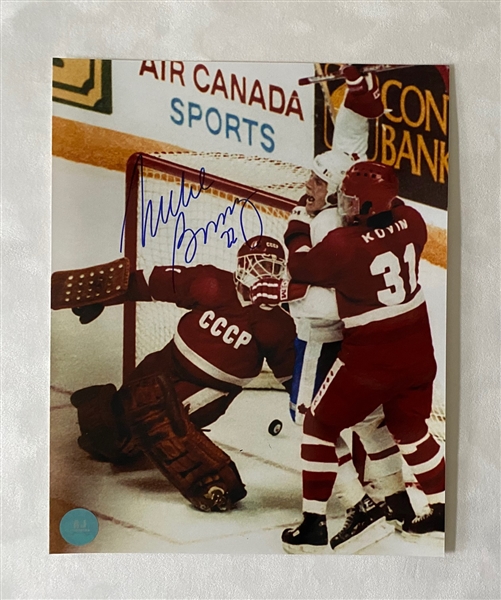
[[1, 1, 500, 598]]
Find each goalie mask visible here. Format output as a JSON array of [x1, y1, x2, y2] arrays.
[[234, 236, 287, 295]]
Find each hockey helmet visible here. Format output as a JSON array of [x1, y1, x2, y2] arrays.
[[311, 150, 361, 196], [338, 161, 399, 223]]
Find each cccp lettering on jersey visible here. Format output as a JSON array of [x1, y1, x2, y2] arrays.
[[361, 219, 408, 243], [199, 310, 252, 349]]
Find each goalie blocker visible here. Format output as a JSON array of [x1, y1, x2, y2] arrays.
[[51, 257, 131, 310]]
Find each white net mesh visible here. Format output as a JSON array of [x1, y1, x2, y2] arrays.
[[153, 151, 310, 200], [130, 152, 305, 367]]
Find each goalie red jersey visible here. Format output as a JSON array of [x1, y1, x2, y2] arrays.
[[149, 264, 296, 390]]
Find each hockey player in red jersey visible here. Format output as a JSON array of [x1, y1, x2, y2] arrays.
[[52, 236, 296, 513], [269, 67, 416, 552], [279, 161, 445, 552]]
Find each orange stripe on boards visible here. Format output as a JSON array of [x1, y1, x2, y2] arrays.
[[52, 116, 447, 269], [52, 116, 186, 173], [423, 225, 447, 270]]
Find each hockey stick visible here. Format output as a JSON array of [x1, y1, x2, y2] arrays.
[[298, 64, 409, 87], [314, 63, 337, 127]]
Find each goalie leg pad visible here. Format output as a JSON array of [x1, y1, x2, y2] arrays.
[[122, 375, 246, 511], [70, 384, 138, 462]]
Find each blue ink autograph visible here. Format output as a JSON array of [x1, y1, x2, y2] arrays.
[[120, 154, 264, 267], [172, 191, 263, 265]]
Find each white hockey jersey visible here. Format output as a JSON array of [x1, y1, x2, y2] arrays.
[[288, 98, 373, 344], [288, 206, 343, 343]]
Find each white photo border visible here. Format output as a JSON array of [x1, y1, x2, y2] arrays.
[[2, 1, 500, 598]]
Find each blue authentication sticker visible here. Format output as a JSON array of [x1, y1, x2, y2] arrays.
[[59, 508, 99, 546]]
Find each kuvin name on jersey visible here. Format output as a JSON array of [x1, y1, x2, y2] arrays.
[[361, 219, 408, 244]]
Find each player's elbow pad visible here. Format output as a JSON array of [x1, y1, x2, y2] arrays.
[[284, 223, 311, 252], [149, 266, 183, 301]]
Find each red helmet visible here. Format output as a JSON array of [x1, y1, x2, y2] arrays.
[[235, 235, 286, 290], [338, 161, 399, 223]]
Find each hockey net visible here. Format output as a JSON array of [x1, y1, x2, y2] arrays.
[[122, 151, 306, 375], [122, 151, 445, 443]]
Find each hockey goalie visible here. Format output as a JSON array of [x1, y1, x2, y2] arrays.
[[51, 236, 296, 512]]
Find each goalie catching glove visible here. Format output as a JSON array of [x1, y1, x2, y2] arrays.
[[249, 277, 309, 306], [51, 257, 152, 323]]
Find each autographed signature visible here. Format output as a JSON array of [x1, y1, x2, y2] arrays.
[[120, 154, 264, 266]]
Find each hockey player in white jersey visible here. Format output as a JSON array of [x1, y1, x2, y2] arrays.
[[251, 66, 416, 553]]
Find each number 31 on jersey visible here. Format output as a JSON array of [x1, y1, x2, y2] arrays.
[[370, 243, 417, 306]]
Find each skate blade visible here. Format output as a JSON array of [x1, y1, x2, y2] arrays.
[[386, 518, 404, 532], [282, 542, 328, 555], [400, 529, 445, 541], [331, 518, 394, 555]]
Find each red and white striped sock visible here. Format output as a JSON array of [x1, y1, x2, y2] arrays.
[[398, 432, 445, 504], [301, 432, 339, 514], [334, 435, 366, 509]]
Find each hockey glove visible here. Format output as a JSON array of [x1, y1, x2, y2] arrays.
[[70, 268, 152, 324], [284, 206, 311, 252], [343, 65, 384, 119], [249, 277, 309, 306], [72, 304, 105, 324], [52, 258, 152, 324]]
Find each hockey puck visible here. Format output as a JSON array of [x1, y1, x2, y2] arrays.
[[268, 419, 283, 436]]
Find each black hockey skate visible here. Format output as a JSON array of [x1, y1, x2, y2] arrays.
[[403, 503, 445, 537], [282, 512, 328, 554], [329, 495, 391, 554], [384, 490, 416, 531]]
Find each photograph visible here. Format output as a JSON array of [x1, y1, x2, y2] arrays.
[[50, 59, 449, 556]]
